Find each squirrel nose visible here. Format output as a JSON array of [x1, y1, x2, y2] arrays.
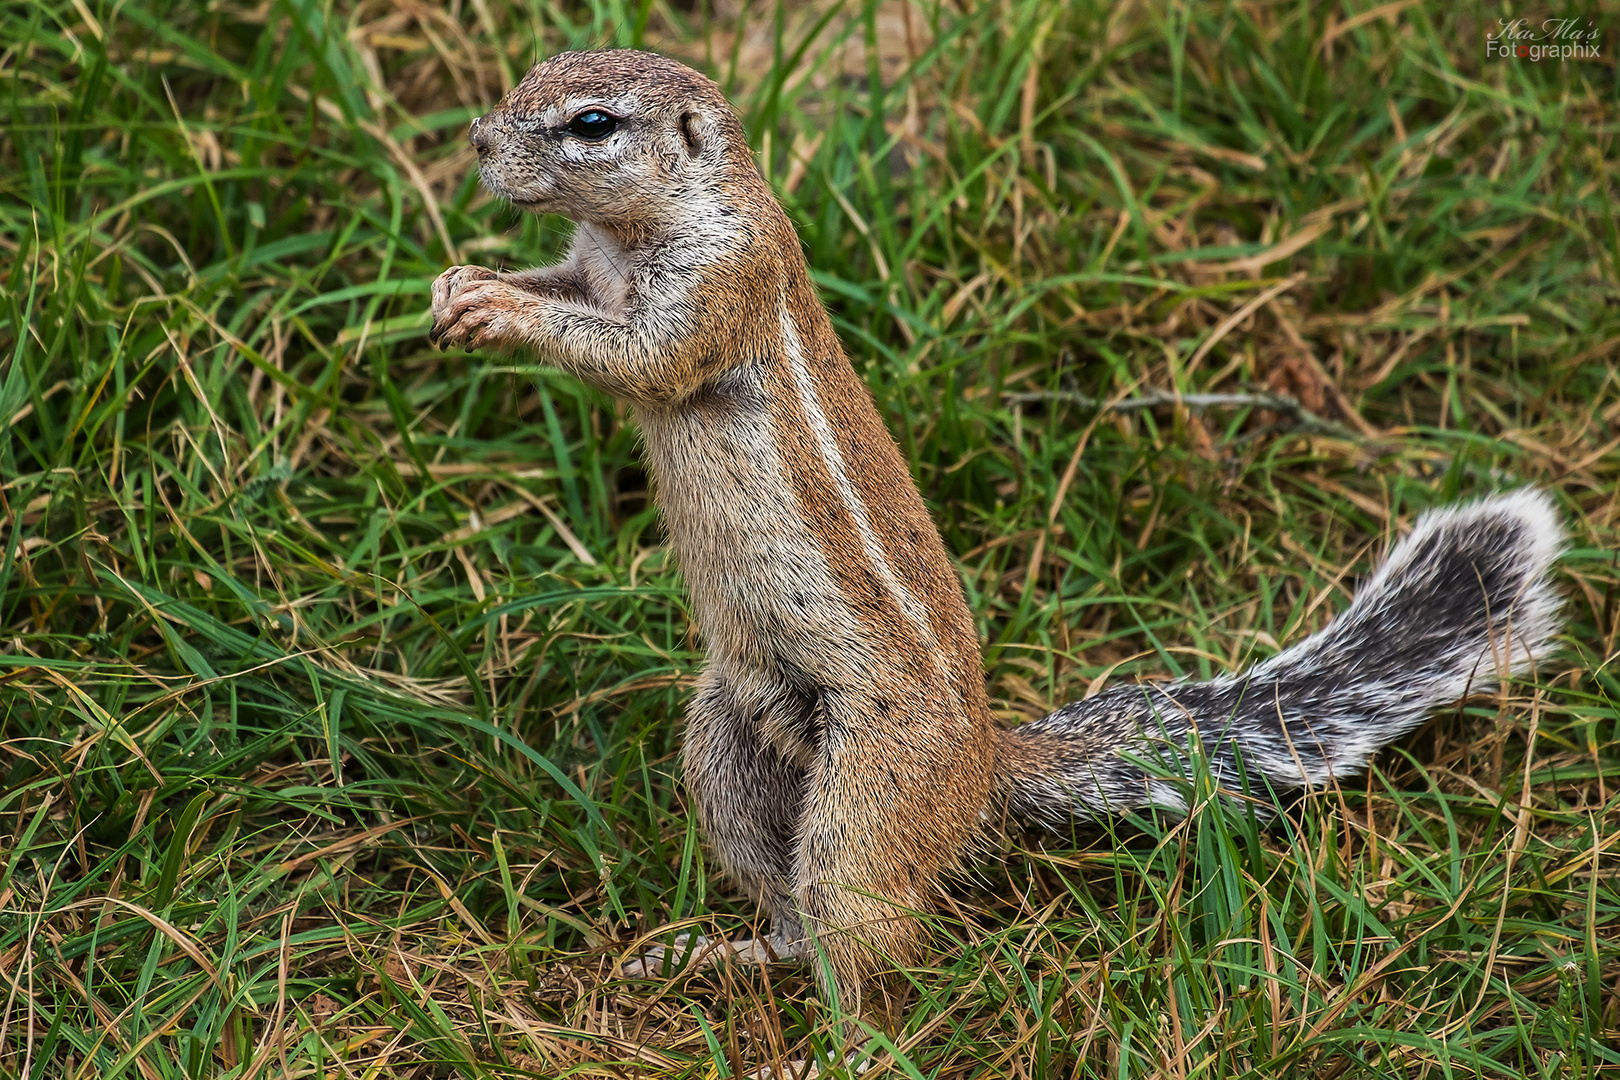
[[469, 117, 491, 156]]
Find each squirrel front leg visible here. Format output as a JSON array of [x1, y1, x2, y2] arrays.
[[428, 268, 732, 403], [502, 265, 595, 303]]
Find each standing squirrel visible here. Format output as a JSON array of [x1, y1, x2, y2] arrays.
[[428, 50, 1564, 1015]]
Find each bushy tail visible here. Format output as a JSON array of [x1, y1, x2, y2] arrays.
[[999, 489, 1564, 824]]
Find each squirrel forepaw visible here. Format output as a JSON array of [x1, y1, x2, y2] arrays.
[[428, 266, 535, 352]]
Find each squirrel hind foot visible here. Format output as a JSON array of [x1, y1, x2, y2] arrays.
[[620, 929, 811, 978], [751, 1055, 875, 1080]]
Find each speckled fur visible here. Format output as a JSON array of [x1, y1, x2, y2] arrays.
[[999, 488, 1564, 822], [428, 50, 1565, 1016]]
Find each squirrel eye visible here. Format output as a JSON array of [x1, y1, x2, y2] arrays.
[[567, 110, 618, 140]]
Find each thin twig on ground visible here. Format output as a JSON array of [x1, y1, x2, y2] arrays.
[[1001, 390, 1360, 440]]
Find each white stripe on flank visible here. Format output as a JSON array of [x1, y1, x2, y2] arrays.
[[780, 308, 936, 646]]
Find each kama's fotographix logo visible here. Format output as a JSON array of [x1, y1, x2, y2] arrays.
[[1486, 17, 1603, 61]]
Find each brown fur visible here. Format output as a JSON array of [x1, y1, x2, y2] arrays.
[[429, 49, 1005, 1012]]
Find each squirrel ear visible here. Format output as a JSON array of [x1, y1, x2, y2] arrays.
[[678, 111, 703, 156]]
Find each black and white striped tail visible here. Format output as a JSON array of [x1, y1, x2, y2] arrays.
[[1000, 489, 1564, 823]]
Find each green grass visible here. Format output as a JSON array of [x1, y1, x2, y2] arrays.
[[2, 0, 1618, 1076]]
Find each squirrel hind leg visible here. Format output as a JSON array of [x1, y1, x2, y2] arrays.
[[682, 674, 806, 901], [672, 672, 813, 951], [626, 674, 817, 980], [790, 689, 999, 1018]]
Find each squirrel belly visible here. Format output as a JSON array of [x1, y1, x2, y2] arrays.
[[427, 48, 1566, 1014]]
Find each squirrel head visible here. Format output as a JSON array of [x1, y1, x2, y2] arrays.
[[470, 50, 756, 233]]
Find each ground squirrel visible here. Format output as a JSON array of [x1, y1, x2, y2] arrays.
[[428, 49, 1564, 1016]]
